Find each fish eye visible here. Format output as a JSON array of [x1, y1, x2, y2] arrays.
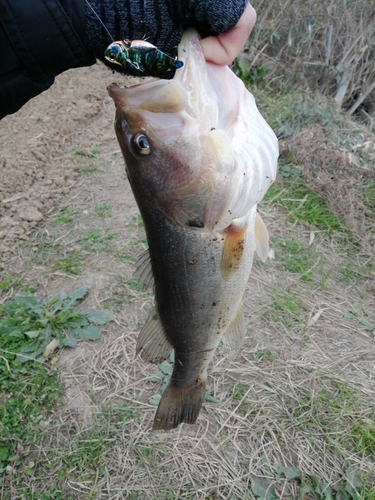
[[132, 133, 151, 155], [108, 47, 120, 61]]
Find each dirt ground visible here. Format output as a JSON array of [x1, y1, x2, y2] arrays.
[[1, 64, 375, 498], [0, 64, 128, 265]]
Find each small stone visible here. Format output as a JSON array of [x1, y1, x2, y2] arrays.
[[18, 207, 43, 222], [0, 216, 19, 228]]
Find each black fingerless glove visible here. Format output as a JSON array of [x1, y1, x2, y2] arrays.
[[85, 0, 247, 63]]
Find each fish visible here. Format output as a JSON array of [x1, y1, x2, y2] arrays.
[[107, 29, 278, 431]]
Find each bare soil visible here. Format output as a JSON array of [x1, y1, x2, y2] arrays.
[[0, 64, 124, 264]]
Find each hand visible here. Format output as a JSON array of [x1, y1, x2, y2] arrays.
[[200, 3, 256, 65]]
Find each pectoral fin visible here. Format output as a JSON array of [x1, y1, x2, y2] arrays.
[[134, 248, 154, 289], [220, 218, 247, 281], [136, 310, 172, 363], [254, 212, 269, 262], [223, 307, 245, 349]]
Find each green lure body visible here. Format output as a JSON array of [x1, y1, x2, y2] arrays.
[[104, 40, 183, 76]]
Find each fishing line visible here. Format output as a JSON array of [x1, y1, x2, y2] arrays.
[[84, 0, 114, 42]]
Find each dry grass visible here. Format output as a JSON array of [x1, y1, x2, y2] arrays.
[[248, 0, 375, 119], [3, 149, 374, 498], [1, 65, 374, 499]]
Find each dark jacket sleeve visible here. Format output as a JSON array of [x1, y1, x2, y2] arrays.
[[0, 0, 248, 119], [0, 0, 95, 119]]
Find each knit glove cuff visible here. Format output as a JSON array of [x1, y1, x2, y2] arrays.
[[85, 0, 247, 62]]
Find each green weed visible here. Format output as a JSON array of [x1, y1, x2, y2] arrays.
[[337, 259, 375, 285], [0, 359, 63, 474], [0, 287, 114, 364], [95, 202, 112, 218], [0, 275, 37, 294], [266, 163, 349, 235], [51, 250, 84, 275], [344, 304, 373, 332], [273, 238, 318, 282], [230, 381, 256, 416], [79, 229, 116, 253], [51, 206, 77, 227], [263, 286, 306, 330]]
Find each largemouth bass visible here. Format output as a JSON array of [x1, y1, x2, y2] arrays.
[[108, 29, 278, 430]]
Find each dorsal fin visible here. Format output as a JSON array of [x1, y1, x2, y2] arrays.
[[134, 248, 154, 289], [254, 212, 269, 262], [136, 310, 172, 363]]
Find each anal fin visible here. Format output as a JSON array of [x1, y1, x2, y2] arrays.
[[223, 307, 245, 349], [153, 380, 206, 430], [136, 310, 172, 363]]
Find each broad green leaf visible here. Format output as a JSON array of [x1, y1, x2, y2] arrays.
[[0, 445, 9, 461], [25, 330, 42, 339], [204, 393, 220, 403], [8, 329, 22, 337], [159, 360, 173, 375], [62, 331, 77, 348], [14, 292, 37, 307], [359, 318, 373, 331], [85, 309, 115, 325], [76, 325, 101, 341], [276, 466, 302, 479], [18, 340, 44, 354], [298, 484, 315, 500], [345, 466, 362, 497], [67, 315, 88, 328], [66, 287, 88, 306], [250, 474, 279, 500], [17, 350, 40, 363], [148, 372, 165, 382], [148, 394, 161, 406]]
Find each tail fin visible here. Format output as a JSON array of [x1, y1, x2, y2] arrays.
[[153, 380, 206, 430]]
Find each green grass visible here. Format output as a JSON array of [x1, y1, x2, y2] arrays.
[[265, 162, 351, 239], [0, 275, 38, 294], [0, 287, 114, 490], [51, 250, 84, 275], [0, 355, 63, 476], [51, 206, 78, 227], [73, 148, 102, 176], [79, 229, 116, 254], [95, 202, 112, 218], [1, 403, 140, 500], [273, 238, 318, 282], [262, 285, 307, 330], [229, 376, 375, 499]]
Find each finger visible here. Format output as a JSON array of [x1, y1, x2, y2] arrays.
[[200, 3, 256, 65]]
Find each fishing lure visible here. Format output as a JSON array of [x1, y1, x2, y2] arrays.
[[104, 40, 183, 75], [85, 0, 183, 77]]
